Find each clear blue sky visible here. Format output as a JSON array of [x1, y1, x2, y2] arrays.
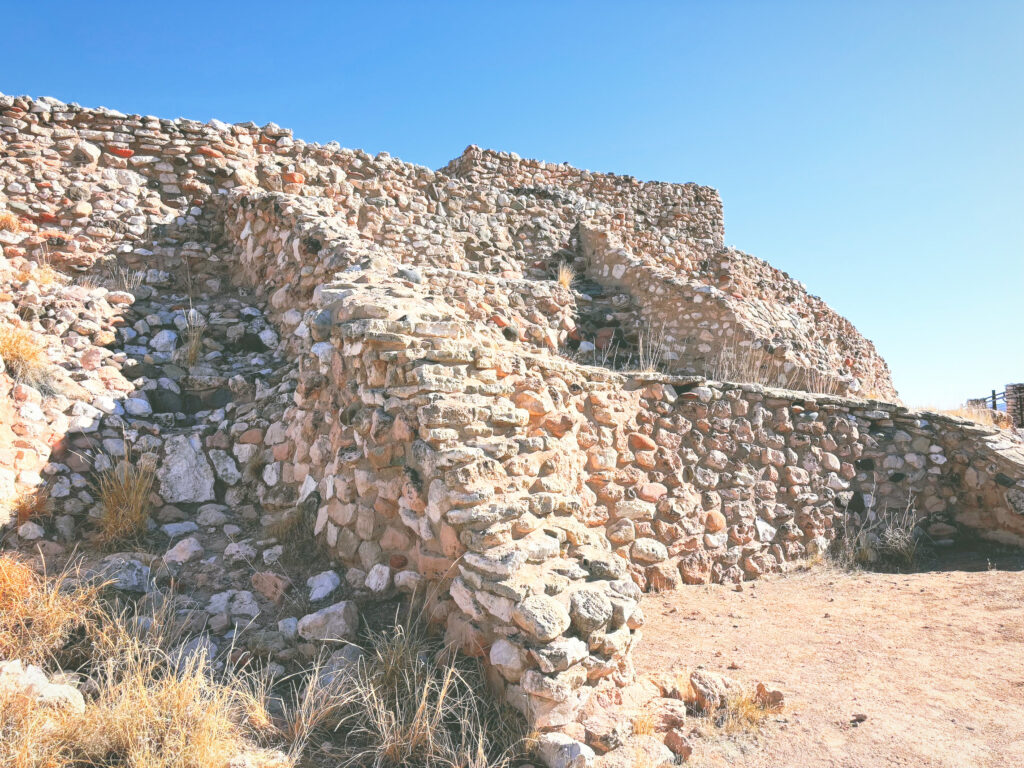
[[4, 1, 1021, 407]]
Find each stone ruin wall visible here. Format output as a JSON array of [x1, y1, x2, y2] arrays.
[[3, 93, 1024, 731], [221, 191, 1024, 727], [1, 95, 892, 398], [444, 148, 896, 401]]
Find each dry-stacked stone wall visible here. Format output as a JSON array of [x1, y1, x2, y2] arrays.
[[3, 92, 1024, 733], [219, 189, 1024, 728]]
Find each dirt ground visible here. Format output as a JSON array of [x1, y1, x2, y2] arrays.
[[633, 549, 1024, 768]]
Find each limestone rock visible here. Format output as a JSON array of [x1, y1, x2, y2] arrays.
[[0, 659, 86, 714], [689, 667, 743, 712], [570, 588, 613, 634], [594, 736, 673, 768], [163, 536, 204, 566], [512, 595, 571, 642], [306, 570, 341, 601], [158, 435, 216, 504], [297, 601, 359, 642], [537, 732, 596, 768]]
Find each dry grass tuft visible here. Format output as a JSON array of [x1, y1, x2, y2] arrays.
[[0, 211, 22, 232], [716, 690, 778, 733], [176, 309, 207, 367], [0, 324, 55, 392], [556, 262, 575, 289], [831, 493, 923, 570], [0, 558, 527, 768], [91, 440, 156, 545], [306, 610, 527, 768], [0, 555, 100, 667], [107, 262, 145, 292], [929, 405, 1008, 429], [636, 323, 668, 373], [10, 485, 53, 527], [0, 554, 290, 768], [632, 712, 657, 736], [702, 340, 843, 396], [16, 263, 64, 287]]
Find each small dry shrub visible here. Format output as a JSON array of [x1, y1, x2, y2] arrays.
[[0, 324, 54, 391], [92, 441, 156, 545], [0, 211, 21, 232]]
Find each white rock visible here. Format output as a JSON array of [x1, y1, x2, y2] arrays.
[[161, 521, 198, 539], [297, 601, 359, 642], [365, 563, 391, 593], [224, 540, 257, 563], [163, 536, 204, 566], [489, 638, 525, 682], [157, 434, 215, 504], [208, 450, 241, 485], [306, 570, 341, 601], [124, 397, 153, 417], [277, 617, 298, 640], [263, 545, 284, 565], [17, 521, 45, 540], [394, 569, 422, 593], [149, 328, 178, 355], [537, 732, 595, 768], [0, 660, 86, 715]]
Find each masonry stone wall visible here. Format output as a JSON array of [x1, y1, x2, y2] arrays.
[[217, 188, 1024, 728], [3, 92, 1023, 734]]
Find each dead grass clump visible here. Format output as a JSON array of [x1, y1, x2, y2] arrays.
[[636, 322, 668, 373], [831, 494, 924, 570], [701, 340, 844, 396], [0, 554, 100, 667], [10, 485, 53, 527], [715, 690, 778, 733], [556, 262, 575, 289], [931, 405, 1008, 429], [16, 262, 64, 287], [0, 561, 289, 768], [52, 645, 286, 768], [0, 558, 527, 768], [0, 211, 21, 232], [0, 324, 55, 391], [176, 309, 207, 367], [92, 442, 156, 545], [306, 613, 527, 768], [632, 712, 657, 736]]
